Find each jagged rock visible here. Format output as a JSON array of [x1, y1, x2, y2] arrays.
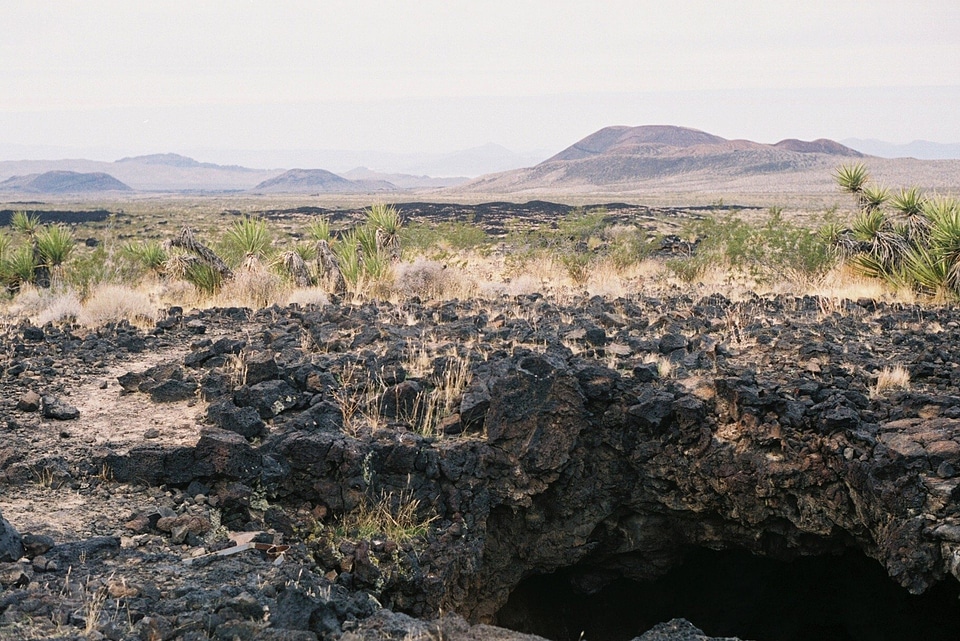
[[244, 352, 279, 385], [145, 378, 199, 402], [39, 395, 79, 420], [377, 380, 422, 419], [234, 380, 300, 419], [0, 510, 23, 562], [208, 401, 267, 439]]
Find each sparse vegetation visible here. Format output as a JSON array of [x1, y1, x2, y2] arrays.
[[873, 364, 911, 396], [666, 208, 835, 288], [831, 163, 960, 300], [337, 489, 438, 542]]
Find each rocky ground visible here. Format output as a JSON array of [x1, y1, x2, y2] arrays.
[[2, 289, 960, 640]]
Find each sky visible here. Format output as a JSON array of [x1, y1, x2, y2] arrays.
[[2, 1, 959, 166]]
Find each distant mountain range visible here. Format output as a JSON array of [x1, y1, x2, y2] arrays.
[[2, 128, 958, 197], [0, 153, 280, 192], [459, 125, 960, 196]]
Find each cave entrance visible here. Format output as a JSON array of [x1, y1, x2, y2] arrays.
[[495, 548, 960, 641]]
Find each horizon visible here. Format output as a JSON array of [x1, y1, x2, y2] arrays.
[[2, 2, 959, 168]]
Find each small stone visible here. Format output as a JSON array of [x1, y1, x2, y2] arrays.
[[17, 390, 41, 412], [31, 555, 58, 572], [143, 428, 160, 439], [107, 578, 140, 599]]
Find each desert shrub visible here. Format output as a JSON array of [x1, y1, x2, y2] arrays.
[[557, 207, 608, 242], [608, 226, 659, 270], [62, 244, 121, 299], [677, 210, 835, 286], [79, 284, 156, 328], [401, 221, 489, 257], [665, 255, 709, 283], [393, 257, 472, 299], [11, 285, 82, 325], [560, 252, 593, 285], [286, 286, 330, 308]]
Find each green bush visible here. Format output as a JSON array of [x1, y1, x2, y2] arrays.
[[676, 210, 835, 285]]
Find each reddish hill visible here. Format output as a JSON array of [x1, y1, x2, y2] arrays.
[[459, 125, 870, 194]]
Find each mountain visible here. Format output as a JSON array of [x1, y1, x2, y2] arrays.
[[341, 167, 469, 189], [457, 125, 893, 195], [115, 153, 249, 171], [0, 170, 131, 194], [0, 155, 284, 192], [842, 138, 960, 160], [250, 169, 396, 194]]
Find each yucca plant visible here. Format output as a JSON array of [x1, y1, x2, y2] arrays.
[[10, 211, 41, 237], [2, 244, 38, 288], [222, 216, 272, 267], [834, 163, 870, 210], [902, 244, 953, 300], [861, 184, 890, 213], [292, 242, 316, 262], [306, 217, 332, 242], [367, 203, 402, 260], [926, 199, 960, 292], [0, 233, 10, 262], [183, 261, 224, 295], [35, 224, 75, 284], [334, 228, 364, 286], [851, 209, 909, 275], [818, 222, 856, 258], [890, 186, 929, 242], [121, 240, 168, 275]]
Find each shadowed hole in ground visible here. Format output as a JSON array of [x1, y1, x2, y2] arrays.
[[495, 548, 960, 641]]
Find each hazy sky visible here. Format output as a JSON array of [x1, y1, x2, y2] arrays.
[[2, 1, 959, 163]]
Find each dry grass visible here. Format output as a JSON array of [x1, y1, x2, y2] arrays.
[[8, 285, 83, 325], [286, 286, 330, 308], [413, 349, 472, 437], [873, 364, 911, 396], [78, 283, 157, 328], [644, 354, 675, 379], [215, 264, 289, 309], [338, 489, 438, 542]]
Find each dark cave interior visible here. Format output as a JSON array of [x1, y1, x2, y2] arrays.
[[495, 548, 960, 641]]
